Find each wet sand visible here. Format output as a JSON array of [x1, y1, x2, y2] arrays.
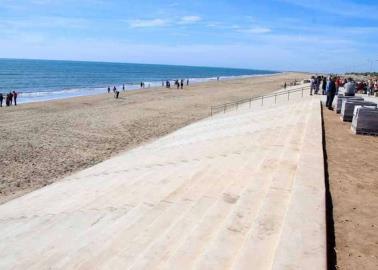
[[0, 72, 307, 204]]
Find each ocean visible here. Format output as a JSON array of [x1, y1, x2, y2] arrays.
[[0, 59, 278, 103]]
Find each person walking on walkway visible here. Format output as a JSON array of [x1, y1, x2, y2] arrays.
[[326, 77, 337, 110], [315, 76, 320, 94], [322, 77, 327, 95], [310, 76, 315, 95]]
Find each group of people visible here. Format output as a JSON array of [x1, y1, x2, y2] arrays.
[[107, 86, 121, 99], [283, 79, 298, 89], [309, 74, 378, 110], [107, 79, 191, 99], [164, 79, 189, 89], [0, 91, 18, 107], [309, 76, 327, 95], [356, 78, 378, 95], [309, 75, 350, 110]]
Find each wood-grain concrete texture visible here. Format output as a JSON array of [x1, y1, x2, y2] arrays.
[[0, 93, 326, 270]]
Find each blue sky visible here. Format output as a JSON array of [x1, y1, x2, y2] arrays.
[[0, 0, 377, 72]]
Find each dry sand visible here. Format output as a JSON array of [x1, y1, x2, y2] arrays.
[[0, 72, 308, 203], [322, 105, 378, 270]]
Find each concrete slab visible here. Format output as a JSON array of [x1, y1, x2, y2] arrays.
[[0, 94, 326, 270]]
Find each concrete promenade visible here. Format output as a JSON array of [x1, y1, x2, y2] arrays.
[[0, 93, 326, 269]]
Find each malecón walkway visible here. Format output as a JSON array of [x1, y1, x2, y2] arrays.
[[0, 92, 326, 270]]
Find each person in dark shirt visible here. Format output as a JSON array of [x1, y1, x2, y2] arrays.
[[114, 89, 120, 99], [9, 92, 13, 105], [0, 93, 3, 107], [326, 77, 337, 110], [107, 86, 110, 93], [12, 91, 18, 106], [322, 77, 327, 95], [6, 93, 11, 106]]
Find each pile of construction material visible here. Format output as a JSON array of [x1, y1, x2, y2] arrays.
[[334, 93, 378, 136], [335, 95, 364, 114], [351, 106, 378, 135], [340, 99, 377, 122]]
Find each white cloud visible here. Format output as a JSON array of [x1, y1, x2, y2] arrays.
[[239, 27, 272, 34], [128, 19, 168, 28], [178, 16, 202, 25], [127, 15, 201, 28]]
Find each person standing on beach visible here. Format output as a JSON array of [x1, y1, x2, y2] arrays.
[[0, 93, 3, 107], [12, 91, 17, 106], [113, 86, 117, 93], [122, 84, 125, 91], [114, 89, 120, 99], [187, 79, 189, 86], [5, 93, 10, 106], [107, 86, 110, 93], [180, 79, 184, 89], [9, 92, 13, 105]]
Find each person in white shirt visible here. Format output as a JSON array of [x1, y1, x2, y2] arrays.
[[343, 78, 356, 96]]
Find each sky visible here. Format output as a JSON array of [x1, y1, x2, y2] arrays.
[[0, 0, 377, 72]]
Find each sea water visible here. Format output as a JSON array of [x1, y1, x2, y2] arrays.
[[0, 58, 278, 103]]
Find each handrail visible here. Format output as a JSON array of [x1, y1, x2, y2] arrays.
[[210, 85, 311, 116]]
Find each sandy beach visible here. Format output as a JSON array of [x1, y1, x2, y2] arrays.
[[0, 72, 308, 203]]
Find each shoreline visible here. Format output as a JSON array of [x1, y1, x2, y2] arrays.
[[0, 72, 308, 204], [14, 72, 283, 105]]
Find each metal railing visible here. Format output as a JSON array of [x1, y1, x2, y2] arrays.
[[210, 85, 311, 116]]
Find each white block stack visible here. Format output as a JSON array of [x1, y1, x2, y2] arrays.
[[335, 95, 363, 114], [351, 106, 378, 135], [340, 100, 377, 122]]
